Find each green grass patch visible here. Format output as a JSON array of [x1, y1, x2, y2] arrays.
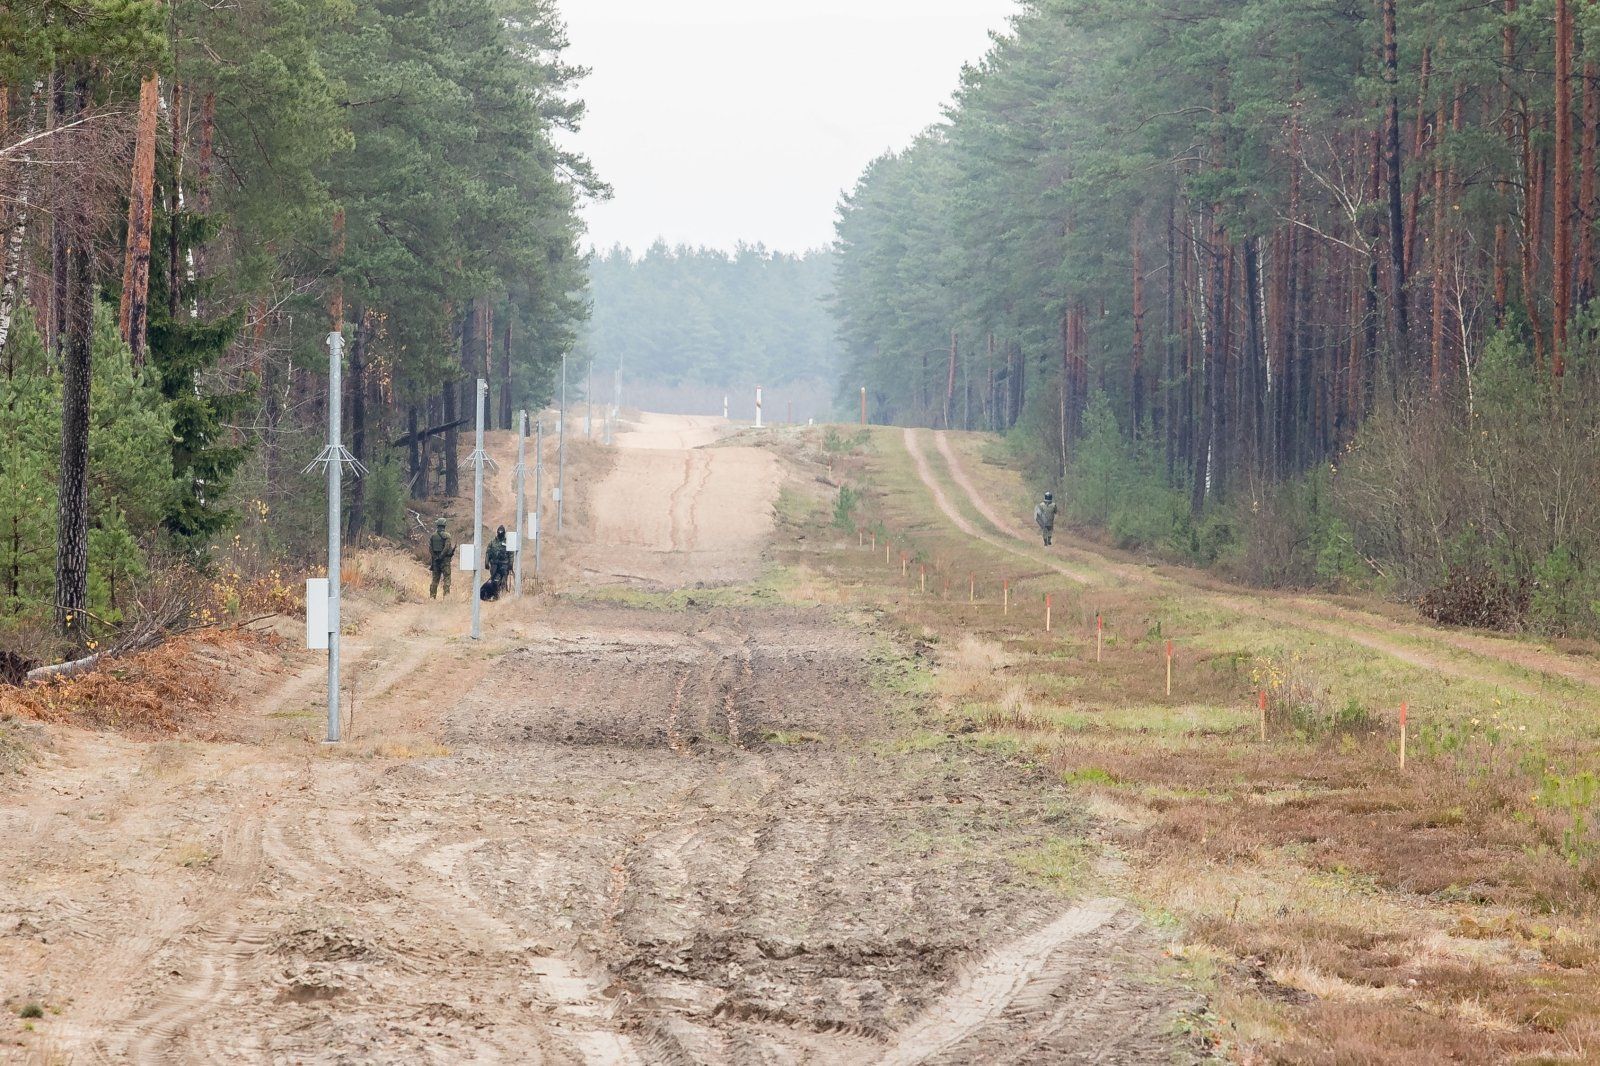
[[1013, 835, 1096, 892]]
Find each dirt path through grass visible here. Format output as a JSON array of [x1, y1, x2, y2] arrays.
[[915, 428, 1600, 698]]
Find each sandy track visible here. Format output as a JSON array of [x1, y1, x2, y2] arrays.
[[915, 428, 1600, 697], [1, 415, 1203, 1064], [570, 413, 780, 588]]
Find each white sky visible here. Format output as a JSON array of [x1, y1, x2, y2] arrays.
[[559, 0, 1020, 255]]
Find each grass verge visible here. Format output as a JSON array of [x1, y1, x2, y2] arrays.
[[769, 422, 1600, 1064]]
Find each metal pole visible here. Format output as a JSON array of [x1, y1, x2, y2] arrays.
[[325, 331, 344, 744], [515, 409, 527, 597], [471, 377, 486, 640], [534, 417, 544, 574], [755, 384, 763, 428], [558, 353, 567, 534], [586, 363, 593, 438], [723, 395, 729, 419]]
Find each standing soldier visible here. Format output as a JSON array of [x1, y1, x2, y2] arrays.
[[1034, 491, 1057, 547], [428, 518, 454, 599], [484, 525, 512, 600]]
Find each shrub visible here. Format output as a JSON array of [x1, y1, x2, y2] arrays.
[[1418, 566, 1530, 630], [833, 484, 861, 529]]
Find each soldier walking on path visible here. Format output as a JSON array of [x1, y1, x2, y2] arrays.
[[1034, 491, 1057, 547], [428, 518, 454, 599]]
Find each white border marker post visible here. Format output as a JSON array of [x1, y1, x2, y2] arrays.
[[755, 384, 763, 428]]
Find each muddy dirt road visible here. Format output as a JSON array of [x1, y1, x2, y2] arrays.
[[1, 415, 1202, 1063]]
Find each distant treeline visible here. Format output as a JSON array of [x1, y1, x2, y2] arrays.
[[584, 244, 840, 413]]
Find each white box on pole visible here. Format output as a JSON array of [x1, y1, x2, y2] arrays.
[[552, 487, 562, 503], [529, 512, 540, 536], [458, 544, 477, 572], [505, 532, 520, 552], [306, 578, 330, 650]]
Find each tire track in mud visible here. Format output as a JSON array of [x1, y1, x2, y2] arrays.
[[310, 801, 631, 1063], [85, 798, 274, 1063], [877, 899, 1123, 1065], [918, 428, 1600, 699]]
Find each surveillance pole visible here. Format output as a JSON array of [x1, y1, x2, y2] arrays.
[[514, 409, 527, 597], [586, 362, 593, 439], [558, 352, 567, 533], [466, 378, 491, 640], [304, 330, 364, 744], [533, 417, 544, 574]]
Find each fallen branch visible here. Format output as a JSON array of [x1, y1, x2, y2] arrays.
[[389, 417, 467, 448], [24, 631, 163, 684]]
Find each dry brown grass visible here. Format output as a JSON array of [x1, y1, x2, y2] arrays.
[[0, 631, 263, 736], [771, 426, 1600, 1063]]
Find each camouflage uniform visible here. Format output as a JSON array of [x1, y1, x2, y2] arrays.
[[429, 521, 454, 598], [1034, 496, 1058, 547], [485, 527, 512, 591]]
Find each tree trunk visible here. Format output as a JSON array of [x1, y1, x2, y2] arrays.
[[0, 85, 41, 356], [1058, 314, 1070, 477], [499, 313, 513, 429], [1554, 0, 1575, 371], [1191, 207, 1216, 515], [408, 404, 425, 499], [166, 81, 184, 320], [193, 91, 216, 281], [119, 72, 160, 365], [1383, 0, 1411, 348], [49, 70, 68, 363], [1403, 45, 1433, 275], [56, 91, 93, 641], [1522, 112, 1549, 367], [1580, 47, 1598, 306], [1431, 99, 1449, 393], [1164, 191, 1178, 479], [347, 312, 368, 538], [1243, 236, 1266, 475], [945, 329, 958, 430], [1131, 213, 1146, 437], [443, 381, 460, 498], [1210, 220, 1229, 501]]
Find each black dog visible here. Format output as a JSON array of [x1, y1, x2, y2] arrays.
[[479, 577, 502, 601]]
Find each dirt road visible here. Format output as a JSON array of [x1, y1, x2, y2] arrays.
[[569, 413, 781, 588], [0, 415, 1201, 1063]]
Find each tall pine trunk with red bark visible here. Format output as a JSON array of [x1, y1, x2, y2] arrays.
[[1553, 0, 1575, 372]]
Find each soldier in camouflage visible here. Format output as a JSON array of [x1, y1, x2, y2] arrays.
[[484, 525, 512, 599], [428, 518, 454, 599], [1034, 491, 1057, 547]]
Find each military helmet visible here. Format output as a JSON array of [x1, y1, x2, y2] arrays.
[[435, 517, 447, 528], [1044, 491, 1054, 503]]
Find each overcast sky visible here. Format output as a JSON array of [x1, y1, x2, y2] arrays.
[[559, 0, 1020, 255]]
